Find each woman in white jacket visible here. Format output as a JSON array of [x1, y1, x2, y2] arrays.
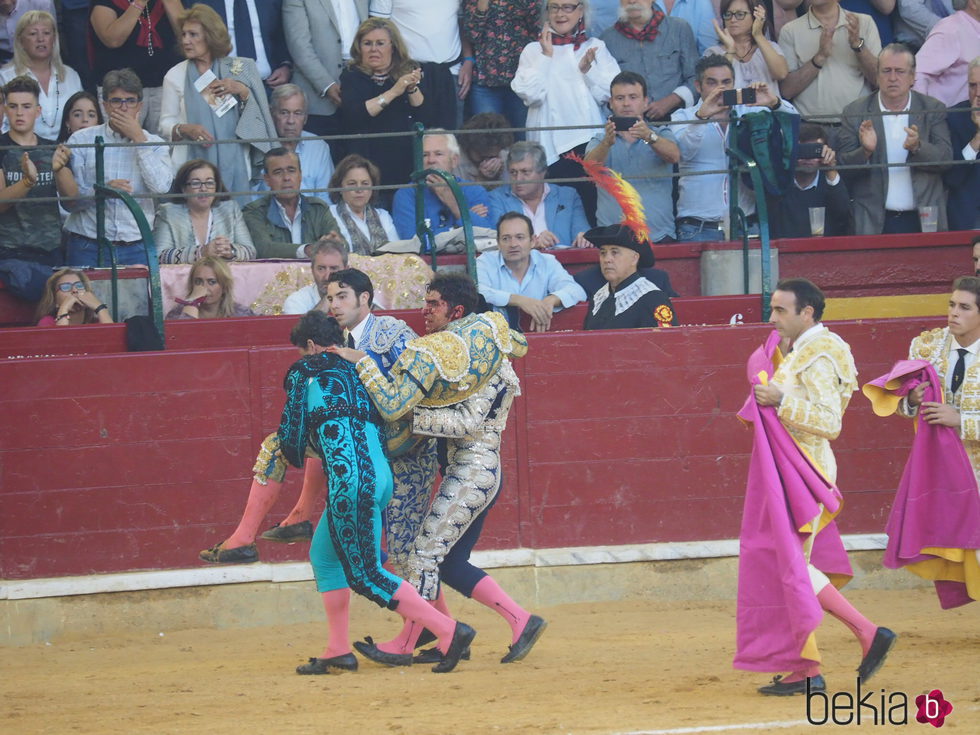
[[158, 4, 276, 204], [511, 0, 619, 224]]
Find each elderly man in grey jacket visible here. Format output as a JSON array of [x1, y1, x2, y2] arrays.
[[837, 43, 952, 235]]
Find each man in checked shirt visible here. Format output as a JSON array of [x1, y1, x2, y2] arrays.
[[64, 68, 174, 268]]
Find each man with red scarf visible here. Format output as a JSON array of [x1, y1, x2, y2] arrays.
[[600, 0, 698, 120]]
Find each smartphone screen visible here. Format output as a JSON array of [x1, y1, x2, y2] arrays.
[[610, 116, 639, 131]]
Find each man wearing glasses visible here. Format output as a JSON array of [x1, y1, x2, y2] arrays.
[[63, 69, 174, 268]]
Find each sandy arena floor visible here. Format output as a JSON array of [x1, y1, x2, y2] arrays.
[[2, 587, 977, 735]]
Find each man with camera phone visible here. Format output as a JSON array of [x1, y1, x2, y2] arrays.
[[585, 70, 680, 243], [769, 123, 851, 238], [671, 54, 796, 242]]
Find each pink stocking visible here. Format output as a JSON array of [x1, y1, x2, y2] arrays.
[[817, 584, 877, 655], [281, 458, 324, 526], [432, 587, 452, 617], [391, 582, 456, 653], [470, 575, 531, 644], [781, 664, 822, 683], [376, 587, 453, 654], [376, 619, 425, 655], [223, 478, 281, 548], [320, 588, 352, 659]]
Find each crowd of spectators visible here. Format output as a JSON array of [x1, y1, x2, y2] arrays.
[[0, 0, 976, 329]]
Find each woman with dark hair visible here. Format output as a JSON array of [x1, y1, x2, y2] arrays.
[[154, 158, 255, 264], [327, 154, 398, 256], [57, 90, 104, 143], [707, 0, 787, 92], [339, 18, 432, 196], [166, 256, 254, 319], [35, 268, 113, 326], [159, 3, 276, 202], [456, 112, 514, 190]]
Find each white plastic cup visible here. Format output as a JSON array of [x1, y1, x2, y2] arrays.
[[808, 207, 825, 237], [918, 205, 938, 233]]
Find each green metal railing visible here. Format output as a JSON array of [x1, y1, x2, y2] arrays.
[[93, 136, 165, 343], [725, 113, 774, 322], [411, 123, 479, 285]]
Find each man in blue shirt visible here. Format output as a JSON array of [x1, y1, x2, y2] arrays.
[[488, 141, 592, 249], [392, 130, 492, 239], [476, 212, 586, 332], [671, 55, 797, 241], [586, 71, 681, 243]]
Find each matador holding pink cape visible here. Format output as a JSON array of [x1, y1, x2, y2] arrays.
[[733, 278, 896, 696], [863, 276, 980, 609]]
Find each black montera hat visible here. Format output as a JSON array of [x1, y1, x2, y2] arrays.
[[584, 224, 654, 268]]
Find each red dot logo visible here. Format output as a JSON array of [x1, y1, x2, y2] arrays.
[[915, 689, 953, 728]]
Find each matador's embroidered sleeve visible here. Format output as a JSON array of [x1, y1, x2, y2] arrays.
[[355, 347, 440, 422], [778, 355, 846, 441], [277, 363, 311, 468], [508, 328, 528, 359], [897, 329, 942, 419]]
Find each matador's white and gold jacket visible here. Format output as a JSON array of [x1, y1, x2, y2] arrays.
[[772, 324, 858, 485], [899, 327, 980, 477]]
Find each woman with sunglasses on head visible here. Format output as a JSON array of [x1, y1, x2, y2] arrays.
[[154, 158, 255, 264], [35, 268, 113, 326], [707, 0, 787, 93]]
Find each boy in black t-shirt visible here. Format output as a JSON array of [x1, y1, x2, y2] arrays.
[[0, 75, 77, 275]]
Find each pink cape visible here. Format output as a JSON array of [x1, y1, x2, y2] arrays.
[[863, 360, 980, 609], [733, 331, 853, 673]]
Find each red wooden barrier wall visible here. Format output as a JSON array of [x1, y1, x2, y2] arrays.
[[0, 315, 940, 580]]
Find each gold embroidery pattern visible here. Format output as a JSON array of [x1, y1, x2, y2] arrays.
[[774, 330, 857, 484], [250, 254, 434, 314], [907, 327, 980, 476]]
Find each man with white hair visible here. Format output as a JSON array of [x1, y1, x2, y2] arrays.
[[253, 84, 333, 197], [391, 130, 492, 239], [488, 141, 591, 249], [913, 0, 980, 107]]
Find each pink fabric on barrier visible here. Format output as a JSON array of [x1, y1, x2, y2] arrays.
[[734, 330, 853, 673], [864, 360, 980, 609]]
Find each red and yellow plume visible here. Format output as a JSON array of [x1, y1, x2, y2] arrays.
[[566, 153, 650, 245]]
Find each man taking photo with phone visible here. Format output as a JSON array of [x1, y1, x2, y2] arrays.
[[769, 123, 851, 238], [670, 54, 796, 242], [585, 71, 680, 243]]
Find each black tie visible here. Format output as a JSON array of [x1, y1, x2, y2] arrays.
[[346, 332, 355, 349], [951, 348, 967, 394], [233, 0, 257, 60]]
